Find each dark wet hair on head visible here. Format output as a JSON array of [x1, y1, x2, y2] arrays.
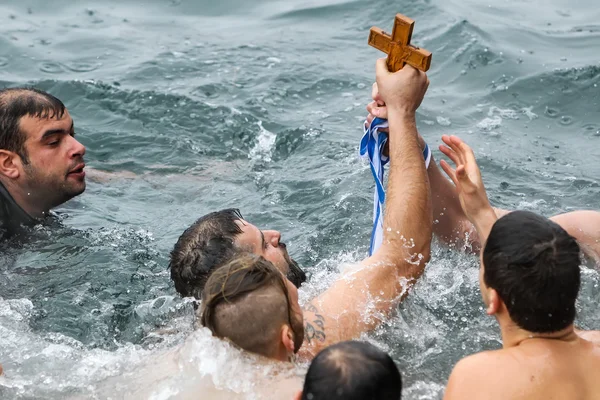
[[0, 87, 66, 163], [169, 208, 306, 303], [169, 209, 244, 301], [302, 340, 402, 400], [483, 210, 581, 333]]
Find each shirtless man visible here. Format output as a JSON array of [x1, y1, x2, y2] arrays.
[[365, 85, 600, 262], [439, 135, 600, 400], [171, 60, 433, 359], [0, 88, 86, 240]]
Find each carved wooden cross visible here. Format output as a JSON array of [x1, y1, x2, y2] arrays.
[[369, 14, 432, 72]]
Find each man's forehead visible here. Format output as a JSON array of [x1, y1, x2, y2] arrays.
[[20, 110, 73, 139], [234, 219, 259, 245]]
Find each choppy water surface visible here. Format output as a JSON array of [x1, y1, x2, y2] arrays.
[[0, 0, 599, 398]]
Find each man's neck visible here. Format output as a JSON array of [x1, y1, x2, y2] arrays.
[[0, 178, 47, 219], [498, 318, 577, 348]]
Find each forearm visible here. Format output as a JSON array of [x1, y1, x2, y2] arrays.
[[470, 208, 498, 245], [303, 111, 433, 353], [381, 108, 432, 267], [428, 156, 475, 247]]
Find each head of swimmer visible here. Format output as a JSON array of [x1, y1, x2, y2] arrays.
[[478, 211, 581, 334], [169, 208, 306, 301], [0, 88, 86, 214], [200, 253, 305, 361], [294, 340, 402, 400]]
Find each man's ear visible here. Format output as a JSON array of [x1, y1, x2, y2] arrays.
[[281, 325, 296, 354], [0, 150, 21, 179], [293, 390, 302, 400], [486, 288, 501, 316]]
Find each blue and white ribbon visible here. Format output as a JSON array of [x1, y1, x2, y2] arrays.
[[359, 117, 432, 256]]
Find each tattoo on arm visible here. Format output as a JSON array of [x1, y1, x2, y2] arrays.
[[303, 304, 326, 344]]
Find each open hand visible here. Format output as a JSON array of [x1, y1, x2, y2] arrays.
[[439, 135, 494, 225]]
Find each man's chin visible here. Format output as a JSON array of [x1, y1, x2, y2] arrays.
[[63, 181, 86, 199]]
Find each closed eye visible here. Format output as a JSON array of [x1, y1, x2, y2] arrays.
[[261, 230, 267, 250]]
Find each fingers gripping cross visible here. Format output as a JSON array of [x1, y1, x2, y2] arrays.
[[368, 13, 432, 72]]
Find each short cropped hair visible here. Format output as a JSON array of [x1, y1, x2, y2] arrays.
[[302, 340, 402, 400], [200, 253, 299, 357], [0, 87, 66, 163], [483, 211, 581, 333]]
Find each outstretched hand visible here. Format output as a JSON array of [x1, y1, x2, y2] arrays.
[[439, 135, 495, 228]]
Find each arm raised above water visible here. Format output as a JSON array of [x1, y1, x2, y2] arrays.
[[300, 61, 433, 358]]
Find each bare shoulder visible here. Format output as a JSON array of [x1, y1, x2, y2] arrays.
[[444, 351, 512, 400]]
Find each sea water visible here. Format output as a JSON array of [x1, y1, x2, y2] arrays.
[[0, 0, 599, 398]]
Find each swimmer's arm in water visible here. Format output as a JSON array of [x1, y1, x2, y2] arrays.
[[548, 211, 600, 263], [575, 328, 600, 344], [435, 138, 600, 261], [300, 62, 432, 358], [85, 167, 138, 183]]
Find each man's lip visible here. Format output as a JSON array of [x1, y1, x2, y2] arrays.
[[68, 164, 86, 174]]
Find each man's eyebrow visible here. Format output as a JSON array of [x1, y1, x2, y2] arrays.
[[260, 230, 266, 249], [41, 128, 68, 139], [41, 121, 75, 140]]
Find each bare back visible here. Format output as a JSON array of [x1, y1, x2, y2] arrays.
[[445, 333, 600, 400]]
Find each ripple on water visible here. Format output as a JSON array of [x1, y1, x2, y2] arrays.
[[39, 61, 65, 74], [0, 57, 8, 68], [559, 115, 574, 125], [544, 106, 559, 118], [582, 123, 600, 137], [65, 62, 101, 73]]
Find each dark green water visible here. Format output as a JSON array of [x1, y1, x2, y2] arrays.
[[0, 0, 599, 398]]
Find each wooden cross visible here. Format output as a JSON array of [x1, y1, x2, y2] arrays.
[[368, 14, 432, 72]]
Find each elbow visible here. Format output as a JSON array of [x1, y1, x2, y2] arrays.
[[408, 237, 431, 278]]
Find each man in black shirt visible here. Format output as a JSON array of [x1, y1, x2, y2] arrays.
[[0, 88, 86, 240]]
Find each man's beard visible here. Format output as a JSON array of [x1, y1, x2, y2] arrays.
[[23, 163, 85, 210], [290, 309, 305, 354], [282, 248, 306, 288]]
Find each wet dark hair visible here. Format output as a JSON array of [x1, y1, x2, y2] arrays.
[[201, 252, 304, 356], [0, 87, 66, 164], [169, 208, 306, 302], [302, 340, 402, 400], [483, 210, 581, 333]]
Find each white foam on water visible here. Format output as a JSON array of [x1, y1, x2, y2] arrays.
[[249, 121, 277, 163]]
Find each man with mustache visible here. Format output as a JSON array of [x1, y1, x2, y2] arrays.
[[170, 61, 433, 359], [0, 88, 86, 241]]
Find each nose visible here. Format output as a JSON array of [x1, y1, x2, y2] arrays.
[[264, 230, 281, 247], [69, 136, 86, 158]]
